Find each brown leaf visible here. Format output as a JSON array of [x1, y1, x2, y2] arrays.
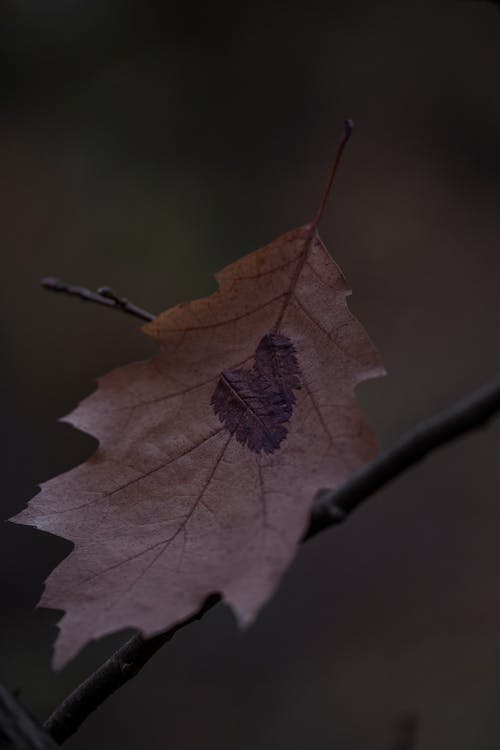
[[13, 127, 385, 668]]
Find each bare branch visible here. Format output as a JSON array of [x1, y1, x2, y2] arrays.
[[43, 374, 500, 744], [41, 278, 155, 322], [0, 681, 58, 750], [43, 596, 219, 744], [306, 376, 500, 538]]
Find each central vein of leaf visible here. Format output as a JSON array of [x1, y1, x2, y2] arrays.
[[220, 373, 274, 439], [273, 225, 317, 333]]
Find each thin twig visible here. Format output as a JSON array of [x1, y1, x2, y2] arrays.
[[41, 278, 156, 322], [0, 682, 58, 750], [43, 374, 500, 744]]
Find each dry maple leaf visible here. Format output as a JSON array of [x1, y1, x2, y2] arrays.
[[13, 121, 385, 668]]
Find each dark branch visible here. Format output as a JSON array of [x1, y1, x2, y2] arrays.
[[0, 682, 58, 750], [41, 278, 156, 322], [306, 376, 500, 538], [43, 596, 220, 744], [44, 374, 500, 744]]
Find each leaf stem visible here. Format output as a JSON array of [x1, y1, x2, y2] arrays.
[[44, 372, 500, 744], [41, 278, 156, 322], [311, 118, 353, 229]]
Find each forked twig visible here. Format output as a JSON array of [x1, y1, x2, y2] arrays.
[[43, 373, 500, 744], [41, 278, 155, 322]]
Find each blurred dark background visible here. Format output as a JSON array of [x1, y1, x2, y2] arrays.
[[1, 1, 500, 748]]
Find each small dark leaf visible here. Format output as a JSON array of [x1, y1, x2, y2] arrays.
[[211, 333, 301, 454]]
